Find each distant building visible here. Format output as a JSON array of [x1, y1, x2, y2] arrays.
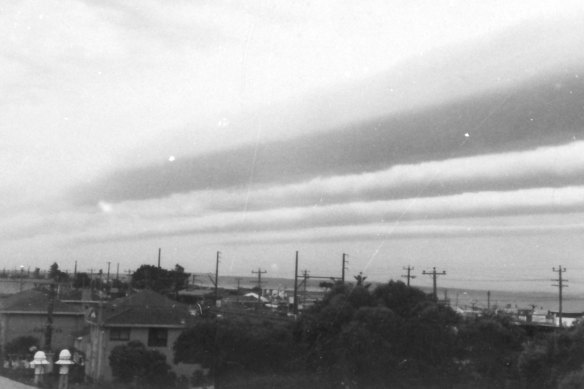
[[177, 288, 214, 304], [549, 311, 584, 327], [83, 289, 197, 382], [0, 289, 85, 355], [0, 278, 54, 296], [531, 309, 553, 325]]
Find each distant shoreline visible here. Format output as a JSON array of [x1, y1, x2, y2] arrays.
[[1, 277, 579, 313], [189, 276, 582, 313]]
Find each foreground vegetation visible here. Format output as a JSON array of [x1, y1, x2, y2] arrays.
[[5, 277, 584, 388], [172, 280, 584, 389]]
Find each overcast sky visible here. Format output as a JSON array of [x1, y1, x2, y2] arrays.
[[2, 0, 584, 294]]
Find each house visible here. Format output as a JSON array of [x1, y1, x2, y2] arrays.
[[83, 289, 197, 382], [0, 289, 85, 356], [549, 311, 584, 327]]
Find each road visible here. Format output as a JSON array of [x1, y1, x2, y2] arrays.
[[0, 376, 35, 389]]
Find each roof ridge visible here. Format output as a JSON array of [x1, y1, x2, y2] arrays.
[[116, 289, 187, 308], [0, 290, 81, 313]]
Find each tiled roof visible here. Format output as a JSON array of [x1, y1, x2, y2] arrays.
[[0, 289, 83, 314], [99, 289, 195, 327]]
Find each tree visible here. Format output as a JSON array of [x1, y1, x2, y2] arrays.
[[335, 306, 403, 386], [318, 281, 334, 290], [109, 340, 174, 388], [4, 336, 39, 358], [72, 272, 91, 289], [132, 264, 189, 295], [174, 317, 298, 376], [298, 280, 461, 387], [353, 272, 371, 288], [457, 312, 525, 387], [48, 262, 69, 283], [111, 277, 129, 293], [559, 367, 584, 389], [518, 323, 584, 388], [372, 280, 429, 317]]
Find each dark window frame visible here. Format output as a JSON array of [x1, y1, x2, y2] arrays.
[[148, 328, 168, 347], [109, 327, 131, 341]]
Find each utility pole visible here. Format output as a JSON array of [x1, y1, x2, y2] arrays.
[[552, 266, 568, 328], [342, 253, 348, 283], [215, 251, 220, 305], [158, 248, 162, 268], [19, 265, 24, 292], [487, 291, 491, 311], [422, 267, 446, 300], [45, 282, 56, 351], [106, 262, 111, 294], [402, 266, 416, 287], [116, 263, 119, 282], [74, 261, 77, 278], [293, 251, 299, 315], [252, 267, 267, 310], [302, 270, 310, 306]]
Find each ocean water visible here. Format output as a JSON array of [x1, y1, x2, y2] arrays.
[[446, 288, 582, 313], [197, 276, 583, 313]]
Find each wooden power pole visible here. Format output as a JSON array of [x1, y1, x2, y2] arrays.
[[402, 266, 416, 286], [342, 253, 348, 283], [293, 251, 299, 315], [552, 265, 568, 328], [214, 251, 220, 304], [45, 282, 56, 350], [252, 267, 267, 310], [302, 269, 309, 306], [422, 267, 446, 300]]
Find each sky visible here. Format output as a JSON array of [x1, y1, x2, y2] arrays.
[[2, 0, 584, 294]]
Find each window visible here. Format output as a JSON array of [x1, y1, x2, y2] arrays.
[[109, 327, 131, 341], [148, 328, 168, 347]]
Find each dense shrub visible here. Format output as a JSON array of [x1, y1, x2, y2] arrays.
[[4, 336, 39, 359], [298, 281, 461, 387], [519, 323, 584, 389], [109, 340, 174, 388], [174, 316, 298, 375]]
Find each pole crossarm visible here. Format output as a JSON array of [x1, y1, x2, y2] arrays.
[[552, 265, 568, 328], [422, 267, 446, 300], [251, 267, 267, 310], [401, 266, 416, 287]]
